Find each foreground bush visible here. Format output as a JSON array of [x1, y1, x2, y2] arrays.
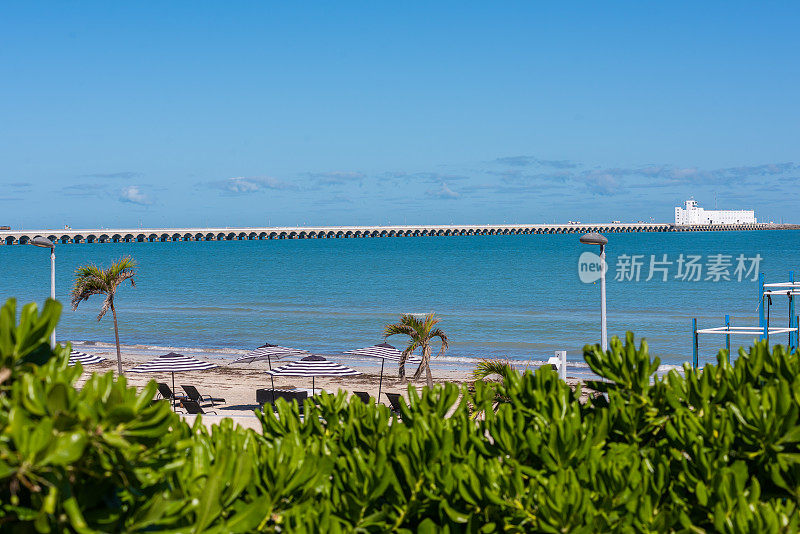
[[1, 298, 799, 532]]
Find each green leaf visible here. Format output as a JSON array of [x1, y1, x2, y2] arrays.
[[41, 432, 88, 466]]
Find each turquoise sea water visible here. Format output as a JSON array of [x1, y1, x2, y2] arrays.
[[1, 231, 797, 370]]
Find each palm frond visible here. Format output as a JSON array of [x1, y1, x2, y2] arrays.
[[472, 358, 514, 381], [429, 327, 449, 352], [70, 287, 105, 310], [107, 256, 137, 279], [71, 276, 107, 310], [423, 312, 440, 330], [115, 270, 136, 289], [383, 323, 415, 338], [74, 264, 105, 280], [71, 257, 137, 314]]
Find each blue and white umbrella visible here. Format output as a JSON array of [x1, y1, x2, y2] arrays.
[[266, 355, 360, 395], [231, 343, 309, 368], [128, 352, 217, 410], [344, 343, 421, 399], [68, 349, 106, 366], [232, 343, 311, 391]]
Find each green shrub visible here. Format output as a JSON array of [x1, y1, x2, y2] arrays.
[[1, 299, 799, 532]]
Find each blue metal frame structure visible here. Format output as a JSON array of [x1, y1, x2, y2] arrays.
[[692, 272, 799, 368]]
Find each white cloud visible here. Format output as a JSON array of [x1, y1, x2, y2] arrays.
[[217, 176, 295, 193], [431, 182, 460, 199], [307, 171, 365, 186], [119, 185, 151, 205]]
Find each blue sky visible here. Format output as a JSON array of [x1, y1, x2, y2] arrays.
[[1, 1, 798, 228]]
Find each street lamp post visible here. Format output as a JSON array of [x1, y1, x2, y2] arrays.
[[31, 237, 56, 349], [579, 232, 608, 351]]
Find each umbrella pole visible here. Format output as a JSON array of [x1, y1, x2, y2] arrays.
[[172, 371, 176, 412], [312, 376, 315, 396], [378, 358, 385, 402], [268, 355, 275, 403]]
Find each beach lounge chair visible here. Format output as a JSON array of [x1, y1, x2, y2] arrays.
[[385, 393, 404, 414], [256, 388, 298, 405], [256, 388, 274, 405], [271, 390, 308, 411], [157, 383, 187, 402], [180, 399, 217, 415], [353, 391, 371, 403], [181, 384, 226, 407]]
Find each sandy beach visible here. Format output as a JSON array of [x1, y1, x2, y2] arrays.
[[71, 341, 477, 430], [70, 340, 586, 430]]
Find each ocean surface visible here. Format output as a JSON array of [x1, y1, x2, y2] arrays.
[[1, 230, 798, 373]]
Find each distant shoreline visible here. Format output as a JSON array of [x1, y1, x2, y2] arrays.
[[2, 222, 797, 246], [70, 339, 684, 380]]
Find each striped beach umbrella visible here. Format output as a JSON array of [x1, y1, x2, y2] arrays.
[[128, 352, 217, 410], [266, 355, 360, 395], [232, 343, 311, 392], [231, 343, 310, 368], [68, 349, 106, 366], [344, 343, 421, 399]]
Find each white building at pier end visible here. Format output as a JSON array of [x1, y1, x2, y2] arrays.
[[674, 198, 756, 226]]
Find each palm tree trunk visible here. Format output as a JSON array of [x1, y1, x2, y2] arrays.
[[110, 299, 123, 375], [413, 343, 432, 386], [424, 347, 433, 389], [424, 346, 433, 388]]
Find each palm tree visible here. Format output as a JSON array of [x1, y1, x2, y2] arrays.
[[383, 313, 448, 388], [471, 358, 516, 382], [71, 257, 137, 375], [470, 358, 516, 418]]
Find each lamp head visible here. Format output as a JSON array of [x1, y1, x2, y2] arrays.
[[579, 232, 608, 246], [31, 236, 54, 249]]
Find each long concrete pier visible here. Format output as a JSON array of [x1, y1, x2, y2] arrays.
[[1, 222, 795, 246]]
